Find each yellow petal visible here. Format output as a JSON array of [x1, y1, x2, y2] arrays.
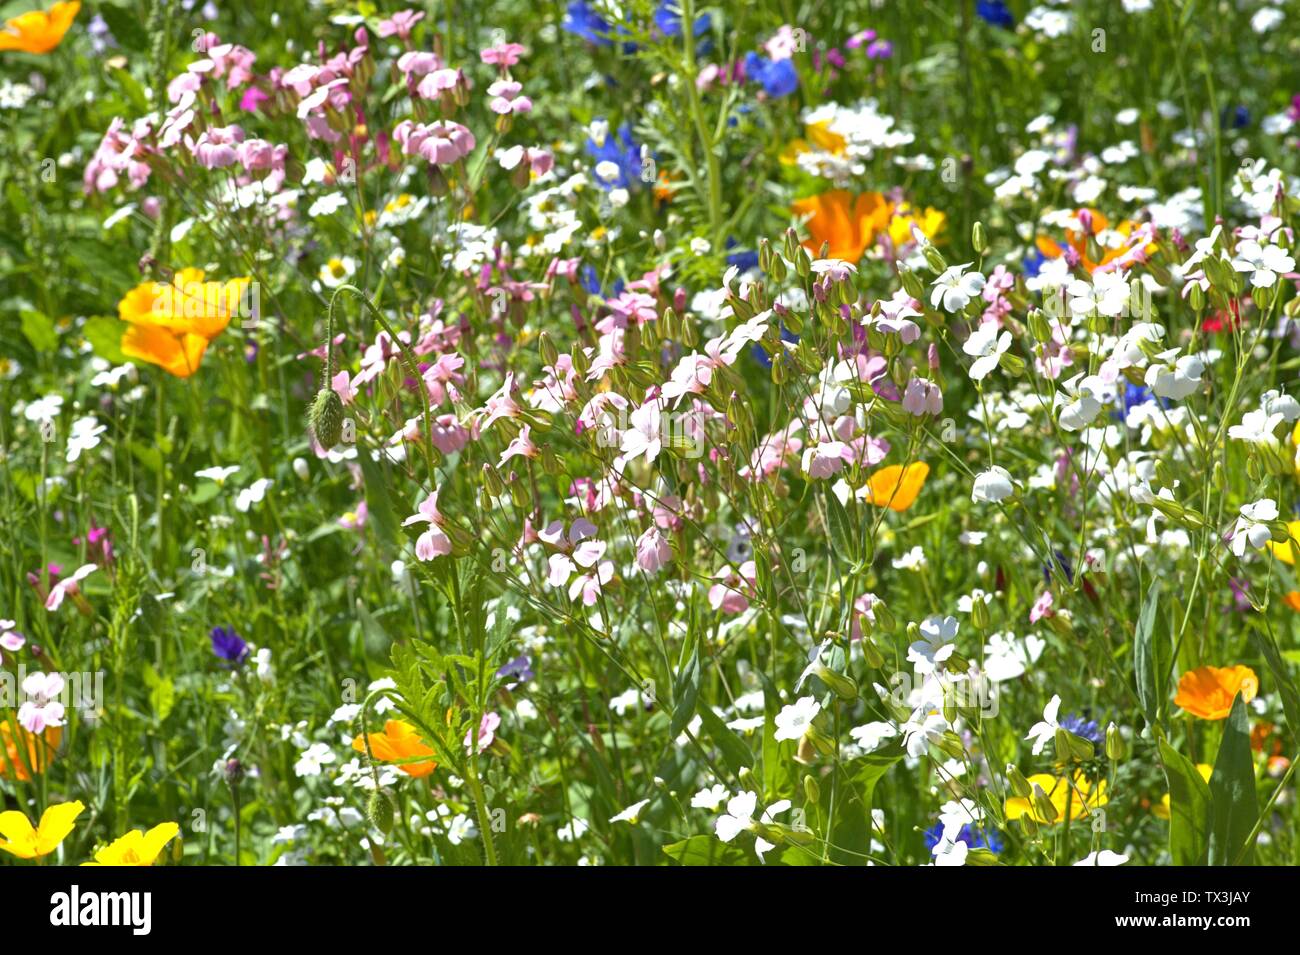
[[0, 809, 39, 858], [35, 800, 85, 854]]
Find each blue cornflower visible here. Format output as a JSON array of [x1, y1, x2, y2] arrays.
[[977, 0, 1016, 29], [210, 625, 249, 665], [563, 1, 616, 45], [1059, 713, 1105, 749], [923, 822, 1003, 853], [585, 123, 646, 190], [743, 52, 798, 98], [653, 2, 710, 40], [1022, 249, 1046, 278]]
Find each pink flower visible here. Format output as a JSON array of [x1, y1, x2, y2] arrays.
[[635, 526, 673, 573], [801, 440, 848, 479], [480, 42, 526, 67], [488, 79, 532, 115], [17, 672, 65, 733], [708, 561, 756, 615], [480, 372, 522, 431], [430, 414, 470, 454], [465, 711, 502, 751], [403, 491, 452, 561], [1030, 590, 1055, 623], [396, 51, 442, 76], [416, 67, 465, 100], [190, 125, 245, 168], [849, 593, 880, 641], [393, 119, 476, 165], [45, 564, 97, 612], [499, 424, 539, 466], [902, 378, 943, 417], [377, 9, 425, 41]]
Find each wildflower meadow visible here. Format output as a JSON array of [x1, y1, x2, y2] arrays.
[[2, 0, 1300, 893]]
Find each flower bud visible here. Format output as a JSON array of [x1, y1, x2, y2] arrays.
[[367, 790, 396, 834], [803, 773, 821, 804], [1006, 764, 1032, 799], [1105, 722, 1126, 762], [309, 388, 345, 449], [923, 245, 948, 274], [971, 221, 988, 254], [1030, 783, 1058, 823]]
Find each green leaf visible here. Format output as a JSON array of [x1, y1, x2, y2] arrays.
[[82, 316, 130, 365], [1134, 581, 1161, 725], [1208, 695, 1259, 865], [669, 643, 701, 740], [143, 664, 175, 722], [662, 834, 749, 865], [98, 3, 151, 51], [696, 703, 753, 775], [1158, 738, 1211, 865], [357, 449, 400, 549], [20, 309, 57, 352]]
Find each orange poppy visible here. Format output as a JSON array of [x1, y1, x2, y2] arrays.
[[352, 719, 438, 778], [0, 1, 79, 54], [0, 718, 61, 781], [1174, 665, 1259, 721], [863, 462, 929, 512], [1035, 208, 1157, 273], [791, 190, 892, 263], [118, 268, 251, 378]]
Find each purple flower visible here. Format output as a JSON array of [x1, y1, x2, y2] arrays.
[[210, 626, 249, 664], [496, 654, 534, 687]]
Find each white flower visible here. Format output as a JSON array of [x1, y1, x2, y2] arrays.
[[1074, 849, 1130, 866], [1056, 374, 1108, 431], [318, 255, 357, 289], [931, 264, 986, 313], [901, 711, 948, 758], [1261, 389, 1300, 422], [66, 415, 107, 463], [984, 632, 1046, 682], [1145, 351, 1203, 401], [235, 477, 274, 512], [931, 834, 969, 866], [714, 791, 758, 842], [45, 563, 97, 611], [446, 813, 478, 845], [1025, 694, 1062, 756], [892, 545, 927, 571], [1228, 408, 1283, 446], [774, 696, 822, 742], [557, 818, 589, 841], [1232, 240, 1294, 288], [691, 784, 730, 811], [962, 325, 1012, 381], [908, 615, 959, 673], [293, 742, 336, 777], [972, 466, 1015, 503], [196, 465, 241, 484], [22, 394, 63, 423], [1230, 498, 1279, 557], [848, 721, 898, 752], [610, 798, 652, 825]]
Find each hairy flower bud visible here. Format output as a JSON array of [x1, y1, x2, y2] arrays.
[[310, 388, 345, 449]]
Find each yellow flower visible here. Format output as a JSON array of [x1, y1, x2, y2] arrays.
[[791, 190, 892, 264], [0, 800, 84, 860], [863, 462, 929, 512], [780, 119, 849, 164], [1174, 665, 1259, 721], [81, 822, 180, 866], [0, 1, 79, 55], [1004, 773, 1107, 824], [1152, 764, 1212, 819], [118, 268, 252, 378], [887, 203, 947, 248], [1265, 519, 1300, 564]]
